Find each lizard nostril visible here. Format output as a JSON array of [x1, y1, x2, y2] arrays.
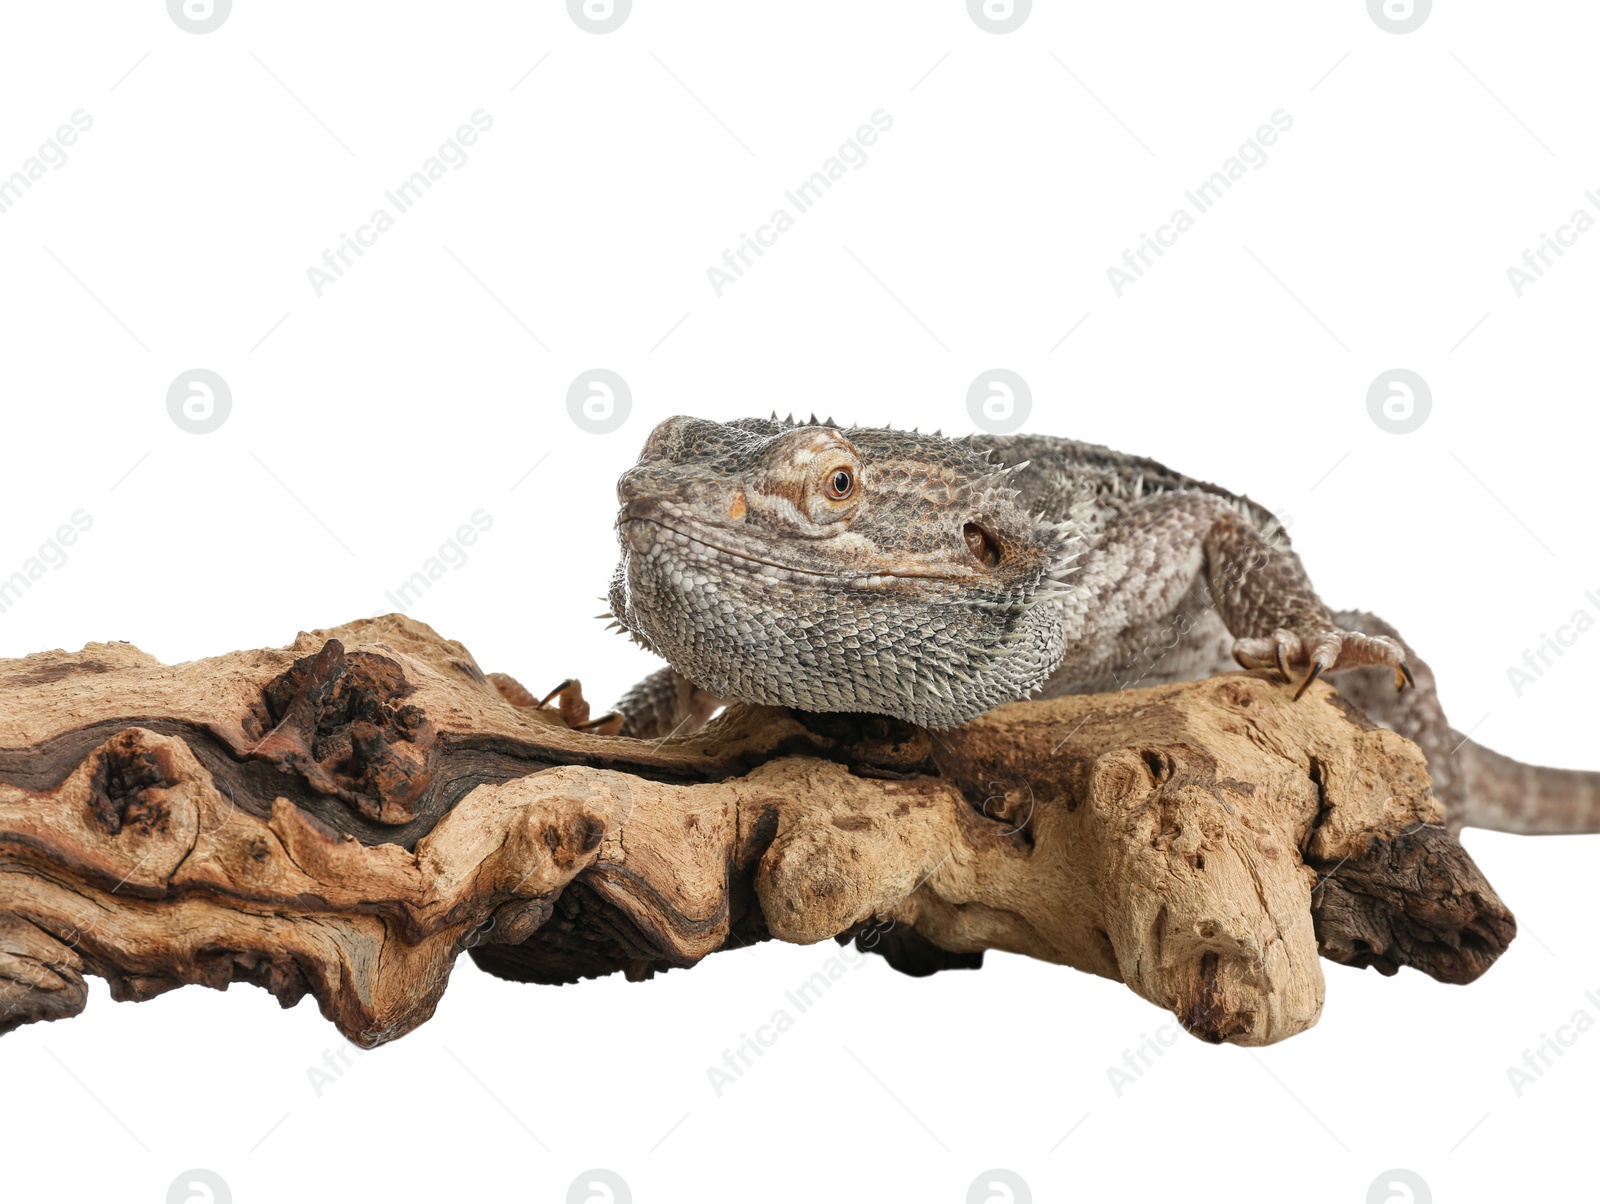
[[964, 522, 1000, 567]]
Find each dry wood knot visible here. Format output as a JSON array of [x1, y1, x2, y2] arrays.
[[242, 638, 436, 825], [87, 729, 180, 836]]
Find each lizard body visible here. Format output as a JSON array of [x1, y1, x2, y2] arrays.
[[605, 415, 1598, 835]]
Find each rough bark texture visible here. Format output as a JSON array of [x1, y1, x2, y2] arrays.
[[0, 615, 1514, 1048]]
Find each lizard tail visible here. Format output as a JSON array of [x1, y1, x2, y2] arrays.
[[1452, 737, 1600, 835], [1327, 608, 1600, 835]]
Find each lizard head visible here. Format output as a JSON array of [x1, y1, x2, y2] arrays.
[[608, 415, 1079, 728]]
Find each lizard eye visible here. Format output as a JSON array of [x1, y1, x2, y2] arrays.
[[964, 521, 1000, 567], [824, 467, 855, 501]]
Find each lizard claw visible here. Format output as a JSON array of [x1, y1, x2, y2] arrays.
[[487, 673, 619, 732], [1234, 644, 1290, 683], [535, 679, 576, 709], [1293, 661, 1324, 700], [574, 710, 625, 735], [1232, 626, 1407, 700]]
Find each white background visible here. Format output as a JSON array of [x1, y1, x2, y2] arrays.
[[1, 2, 1597, 1201]]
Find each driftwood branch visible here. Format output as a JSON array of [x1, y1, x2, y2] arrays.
[[0, 615, 1513, 1048]]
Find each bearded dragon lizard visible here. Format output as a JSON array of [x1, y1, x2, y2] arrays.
[[596, 414, 1597, 835]]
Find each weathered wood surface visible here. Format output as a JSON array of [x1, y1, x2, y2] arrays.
[[0, 615, 1514, 1048]]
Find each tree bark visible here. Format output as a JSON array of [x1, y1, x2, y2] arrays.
[[0, 615, 1514, 1048]]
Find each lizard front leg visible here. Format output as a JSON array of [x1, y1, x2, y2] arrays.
[[612, 665, 724, 740], [1066, 492, 1411, 698], [486, 668, 720, 739], [1204, 508, 1412, 696]]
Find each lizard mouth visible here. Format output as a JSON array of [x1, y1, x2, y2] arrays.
[[618, 507, 969, 584]]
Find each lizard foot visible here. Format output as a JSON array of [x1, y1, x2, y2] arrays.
[[1231, 627, 1413, 700], [487, 673, 626, 734]]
